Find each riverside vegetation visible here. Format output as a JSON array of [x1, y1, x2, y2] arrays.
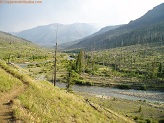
[[19, 43, 163, 91]]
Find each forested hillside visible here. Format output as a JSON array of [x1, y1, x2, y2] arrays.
[[68, 3, 164, 50]]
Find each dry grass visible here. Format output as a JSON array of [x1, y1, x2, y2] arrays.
[[77, 92, 164, 123], [0, 67, 23, 93], [0, 59, 132, 123]]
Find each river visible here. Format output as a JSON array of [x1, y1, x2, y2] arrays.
[[56, 82, 164, 103]]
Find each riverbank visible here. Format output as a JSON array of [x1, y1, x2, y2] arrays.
[[72, 75, 164, 92], [56, 82, 164, 103], [16, 60, 164, 92], [76, 92, 164, 123]]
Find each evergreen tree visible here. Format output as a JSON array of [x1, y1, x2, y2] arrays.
[[157, 62, 163, 79], [151, 58, 157, 79], [66, 69, 73, 92], [76, 50, 83, 74], [66, 61, 76, 92]]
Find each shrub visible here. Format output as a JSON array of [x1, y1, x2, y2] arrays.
[[145, 119, 151, 123], [139, 106, 142, 112], [134, 116, 138, 120], [118, 84, 130, 89], [140, 84, 147, 91], [27, 64, 35, 68], [36, 63, 42, 67]]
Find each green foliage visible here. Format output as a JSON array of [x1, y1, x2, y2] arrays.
[[157, 62, 163, 78], [76, 50, 83, 73], [36, 63, 43, 67], [0, 67, 23, 92], [140, 84, 147, 91], [66, 61, 79, 92], [139, 106, 142, 112], [27, 64, 35, 68], [79, 43, 164, 90], [145, 119, 151, 123], [118, 84, 130, 89], [0, 31, 52, 62], [66, 70, 79, 92]]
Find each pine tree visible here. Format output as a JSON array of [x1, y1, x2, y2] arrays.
[[139, 106, 142, 112], [157, 62, 163, 79], [66, 61, 76, 92], [151, 58, 157, 79], [76, 50, 83, 74]]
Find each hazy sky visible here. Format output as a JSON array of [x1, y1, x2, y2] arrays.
[[0, 0, 163, 32]]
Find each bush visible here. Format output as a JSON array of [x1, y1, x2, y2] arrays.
[[36, 63, 42, 67], [134, 116, 138, 120], [140, 84, 147, 91], [137, 120, 147, 123], [139, 106, 142, 112], [145, 119, 151, 123], [74, 79, 93, 86], [118, 84, 130, 89], [27, 64, 35, 68], [85, 68, 92, 74]]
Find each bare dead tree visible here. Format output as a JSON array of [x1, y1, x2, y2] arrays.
[[53, 24, 58, 86]]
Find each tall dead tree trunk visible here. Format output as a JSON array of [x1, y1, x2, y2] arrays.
[[53, 24, 58, 86]]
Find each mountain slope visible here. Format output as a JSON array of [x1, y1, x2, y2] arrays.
[[68, 3, 164, 50], [0, 60, 134, 123], [0, 31, 51, 61], [60, 25, 121, 50], [13, 23, 98, 46], [92, 25, 121, 36]]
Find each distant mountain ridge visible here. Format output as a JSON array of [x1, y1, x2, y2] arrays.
[[67, 3, 164, 50], [59, 24, 121, 50], [12, 23, 98, 46]]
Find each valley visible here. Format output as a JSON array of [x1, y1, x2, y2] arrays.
[[0, 31, 163, 122], [0, 2, 164, 123]]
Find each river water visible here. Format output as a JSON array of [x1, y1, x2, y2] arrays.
[[56, 82, 164, 103]]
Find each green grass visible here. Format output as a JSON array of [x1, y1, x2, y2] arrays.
[[78, 92, 164, 123], [13, 81, 113, 122], [0, 31, 53, 63], [0, 59, 132, 122], [0, 67, 23, 93]]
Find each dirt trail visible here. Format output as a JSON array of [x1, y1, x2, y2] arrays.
[[0, 85, 26, 123]]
